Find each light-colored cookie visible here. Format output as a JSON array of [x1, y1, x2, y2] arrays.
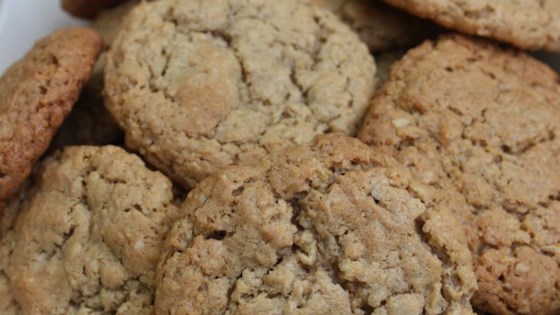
[[0, 28, 103, 210], [155, 135, 477, 315], [0, 146, 179, 314], [61, 0, 127, 19], [359, 35, 560, 315], [310, 0, 439, 52], [105, 0, 376, 189], [383, 0, 560, 51]]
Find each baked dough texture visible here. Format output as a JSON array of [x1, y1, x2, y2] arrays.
[[359, 34, 560, 315], [105, 0, 376, 189], [155, 135, 477, 315], [383, 0, 560, 51], [0, 146, 179, 314], [0, 28, 103, 210]]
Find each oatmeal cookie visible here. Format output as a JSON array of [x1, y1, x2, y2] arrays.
[[0, 28, 103, 210], [105, 0, 376, 189], [155, 135, 477, 315], [0, 146, 179, 314], [382, 0, 560, 51], [359, 34, 560, 315]]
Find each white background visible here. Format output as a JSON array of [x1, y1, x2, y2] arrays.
[[0, 0, 86, 73], [0, 0, 559, 74]]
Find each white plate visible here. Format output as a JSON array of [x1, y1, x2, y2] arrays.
[[0, 0, 559, 74], [0, 0, 86, 73]]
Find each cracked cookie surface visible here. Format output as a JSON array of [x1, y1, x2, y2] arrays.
[[0, 146, 179, 314], [155, 135, 477, 315], [105, 0, 376, 189], [382, 0, 560, 51], [0, 28, 103, 210], [309, 0, 439, 52], [359, 35, 560, 315]]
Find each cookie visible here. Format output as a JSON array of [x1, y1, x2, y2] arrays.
[[359, 35, 560, 315], [49, 3, 138, 151], [310, 0, 440, 52], [105, 0, 376, 189], [0, 28, 103, 210], [61, 0, 127, 19], [155, 135, 477, 315], [0, 146, 179, 314], [382, 0, 560, 51]]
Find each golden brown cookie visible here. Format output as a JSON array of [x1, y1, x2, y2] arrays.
[[310, 0, 440, 52], [359, 34, 560, 315], [383, 0, 560, 51], [0, 146, 179, 314], [0, 28, 103, 210], [105, 0, 376, 189], [61, 0, 127, 19], [155, 135, 477, 315]]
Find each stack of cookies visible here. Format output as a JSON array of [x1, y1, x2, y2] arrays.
[[0, 1, 558, 314]]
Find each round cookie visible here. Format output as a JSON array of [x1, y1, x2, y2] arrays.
[[359, 35, 560, 315], [0, 28, 103, 210], [0, 146, 179, 314], [61, 0, 127, 19], [155, 135, 477, 315], [309, 0, 440, 52], [382, 0, 560, 51], [105, 0, 376, 189]]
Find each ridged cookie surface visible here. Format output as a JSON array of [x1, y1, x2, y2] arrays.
[[156, 135, 477, 315], [0, 146, 179, 314]]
